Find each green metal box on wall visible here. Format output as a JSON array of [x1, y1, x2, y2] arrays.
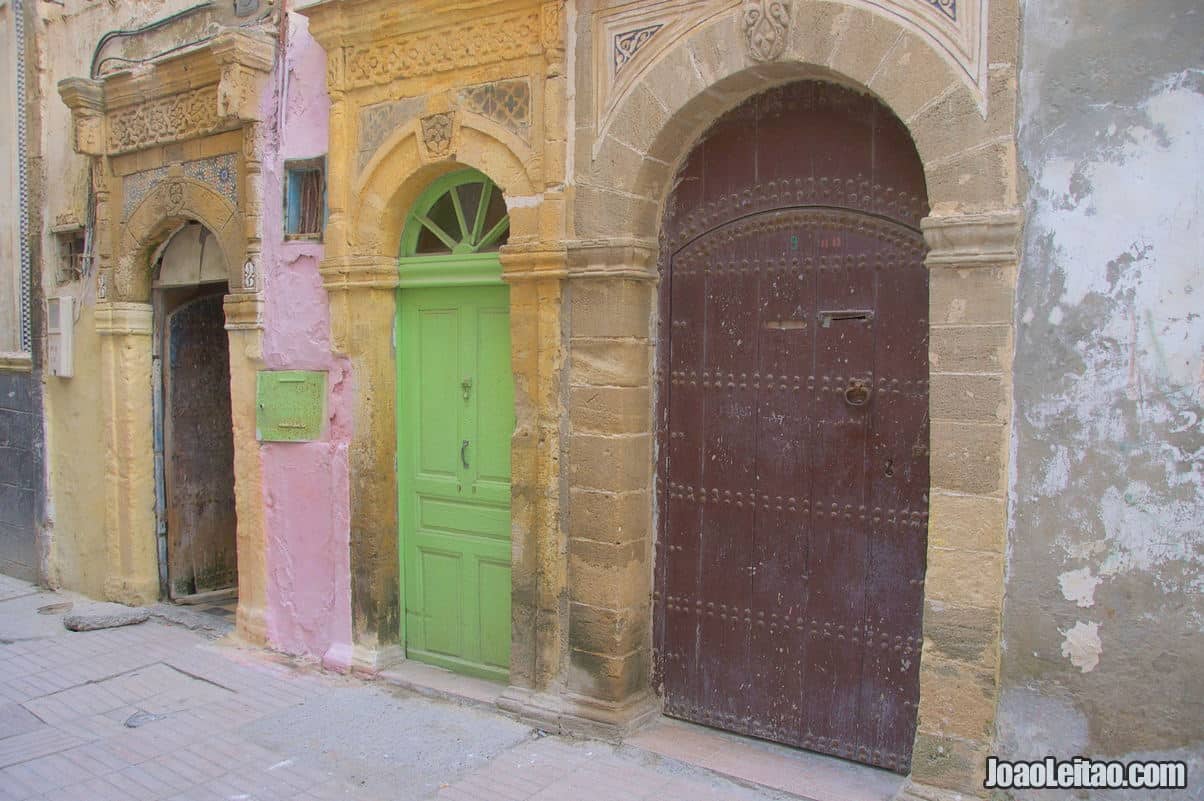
[[256, 371, 326, 442]]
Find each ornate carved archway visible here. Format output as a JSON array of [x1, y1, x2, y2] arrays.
[[59, 29, 276, 643], [301, 0, 570, 686], [563, 1, 1022, 796]]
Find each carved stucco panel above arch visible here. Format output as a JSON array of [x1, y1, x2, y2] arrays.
[[339, 3, 562, 91], [114, 177, 244, 303], [106, 86, 226, 155], [743, 0, 793, 61], [357, 97, 425, 173], [122, 154, 240, 220], [418, 111, 459, 162], [593, 0, 990, 139]]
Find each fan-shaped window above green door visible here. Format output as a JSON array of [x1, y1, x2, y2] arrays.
[[401, 170, 510, 258]]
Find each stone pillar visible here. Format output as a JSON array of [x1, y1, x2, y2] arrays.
[[510, 239, 659, 737], [321, 257, 404, 672], [95, 302, 158, 605], [497, 247, 566, 704], [224, 292, 268, 644], [906, 210, 1021, 799]]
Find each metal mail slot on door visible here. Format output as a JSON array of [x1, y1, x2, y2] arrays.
[[818, 309, 875, 328]]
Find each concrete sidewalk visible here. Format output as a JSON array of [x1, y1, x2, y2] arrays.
[[0, 575, 814, 801]]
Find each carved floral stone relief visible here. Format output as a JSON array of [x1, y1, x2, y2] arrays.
[[123, 154, 239, 220], [106, 87, 223, 154], [593, 0, 991, 139], [357, 97, 424, 172], [459, 79, 532, 139], [344, 7, 544, 90], [420, 112, 456, 160], [742, 0, 792, 61], [614, 24, 664, 72]]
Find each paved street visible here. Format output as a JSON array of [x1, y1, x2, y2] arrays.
[[0, 575, 806, 801]]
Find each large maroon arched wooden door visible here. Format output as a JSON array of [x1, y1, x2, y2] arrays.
[[653, 81, 930, 773]]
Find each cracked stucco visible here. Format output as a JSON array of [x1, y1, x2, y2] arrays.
[[999, 0, 1203, 775]]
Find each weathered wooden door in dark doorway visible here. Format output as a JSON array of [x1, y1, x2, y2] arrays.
[[163, 291, 238, 598], [654, 81, 930, 773]]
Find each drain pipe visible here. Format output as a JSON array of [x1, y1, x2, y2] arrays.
[[14, 0, 32, 353]]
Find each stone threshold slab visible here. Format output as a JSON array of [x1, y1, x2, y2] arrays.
[[626, 717, 908, 801], [378, 659, 507, 710], [372, 658, 908, 801]]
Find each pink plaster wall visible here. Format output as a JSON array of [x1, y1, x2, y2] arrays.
[[259, 11, 353, 671]]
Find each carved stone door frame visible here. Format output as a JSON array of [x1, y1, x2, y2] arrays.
[[300, 0, 571, 688], [563, 1, 1023, 797], [59, 29, 277, 643]]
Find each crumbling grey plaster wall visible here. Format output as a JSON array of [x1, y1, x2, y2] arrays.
[[999, 0, 1203, 794]]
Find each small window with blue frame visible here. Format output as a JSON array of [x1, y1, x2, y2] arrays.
[[284, 158, 327, 240]]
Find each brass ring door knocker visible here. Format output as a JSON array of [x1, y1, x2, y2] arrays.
[[844, 379, 870, 407]]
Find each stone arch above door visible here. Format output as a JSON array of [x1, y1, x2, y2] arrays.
[[576, 0, 1020, 234], [565, 3, 1023, 796], [56, 27, 275, 644], [343, 119, 540, 269], [300, 0, 570, 675], [116, 179, 245, 304]]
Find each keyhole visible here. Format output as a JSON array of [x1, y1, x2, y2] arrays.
[[885, 458, 895, 478]]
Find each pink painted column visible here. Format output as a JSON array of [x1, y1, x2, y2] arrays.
[[259, 12, 354, 670]]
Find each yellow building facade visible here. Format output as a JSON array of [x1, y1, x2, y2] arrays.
[[300, 0, 1021, 796], [35, 0, 1025, 795]]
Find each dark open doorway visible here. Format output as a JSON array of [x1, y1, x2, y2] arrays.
[[152, 223, 238, 607]]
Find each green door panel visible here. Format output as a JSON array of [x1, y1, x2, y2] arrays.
[[473, 305, 513, 491], [416, 307, 460, 482], [416, 548, 462, 657], [478, 558, 512, 669], [399, 283, 513, 682], [419, 496, 510, 539]]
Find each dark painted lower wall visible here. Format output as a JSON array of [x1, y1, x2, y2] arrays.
[[0, 368, 41, 581]]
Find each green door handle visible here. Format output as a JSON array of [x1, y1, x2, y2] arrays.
[[461, 439, 470, 469]]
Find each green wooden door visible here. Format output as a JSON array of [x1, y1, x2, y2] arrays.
[[398, 284, 513, 680]]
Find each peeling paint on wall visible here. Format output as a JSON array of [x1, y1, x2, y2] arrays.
[[260, 12, 353, 671], [1002, 0, 1204, 766], [1058, 567, 1100, 608], [1059, 621, 1101, 673]]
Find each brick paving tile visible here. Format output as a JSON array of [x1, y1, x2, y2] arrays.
[[56, 711, 127, 742], [60, 743, 129, 774], [168, 746, 228, 781], [138, 756, 198, 792], [0, 766, 41, 801], [1, 579, 822, 801], [164, 785, 227, 801], [23, 753, 95, 790], [36, 783, 102, 801], [98, 767, 162, 801], [225, 768, 297, 801], [0, 729, 84, 770], [58, 744, 119, 778], [451, 775, 529, 801], [118, 762, 182, 797], [1, 763, 60, 796], [63, 777, 131, 801], [466, 767, 543, 795]]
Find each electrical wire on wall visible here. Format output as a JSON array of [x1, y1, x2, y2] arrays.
[[71, 173, 97, 324], [90, 1, 273, 79]]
